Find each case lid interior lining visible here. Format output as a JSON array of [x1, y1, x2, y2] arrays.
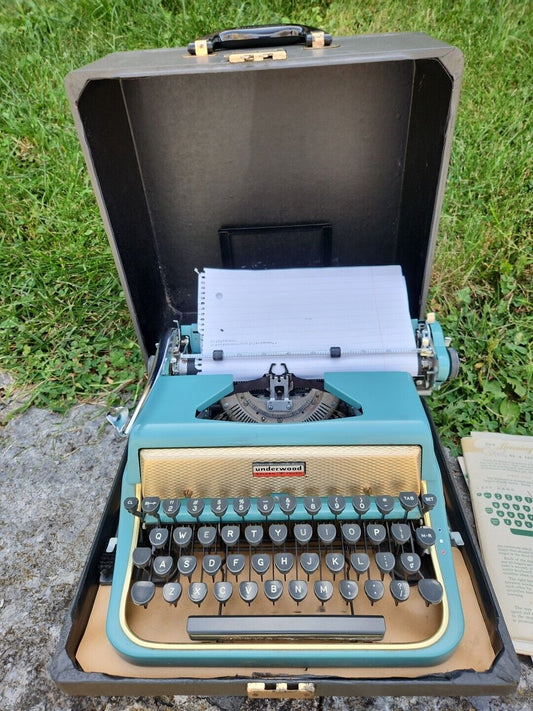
[[75, 45, 454, 358]]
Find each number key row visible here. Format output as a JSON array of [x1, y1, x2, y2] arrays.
[[124, 491, 437, 521]]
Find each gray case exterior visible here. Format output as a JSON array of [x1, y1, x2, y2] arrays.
[[52, 31, 520, 696]]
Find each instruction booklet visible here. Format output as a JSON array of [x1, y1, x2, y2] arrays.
[[461, 431, 533, 657]]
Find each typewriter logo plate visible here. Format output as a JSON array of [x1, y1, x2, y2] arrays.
[[252, 462, 306, 478]]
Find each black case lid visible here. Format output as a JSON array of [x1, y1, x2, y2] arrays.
[[66, 32, 463, 361]]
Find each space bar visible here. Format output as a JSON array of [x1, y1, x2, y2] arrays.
[[187, 615, 386, 641]]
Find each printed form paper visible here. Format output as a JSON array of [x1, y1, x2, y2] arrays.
[[193, 265, 417, 379]]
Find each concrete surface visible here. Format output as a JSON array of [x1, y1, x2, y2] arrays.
[[0, 392, 531, 710]]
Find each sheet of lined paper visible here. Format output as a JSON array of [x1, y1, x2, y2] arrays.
[[195, 265, 417, 378]]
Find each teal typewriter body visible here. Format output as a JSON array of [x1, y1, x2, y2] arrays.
[[106, 320, 465, 668]]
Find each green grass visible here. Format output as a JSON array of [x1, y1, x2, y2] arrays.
[[0, 0, 531, 449]]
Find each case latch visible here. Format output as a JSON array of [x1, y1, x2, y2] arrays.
[[246, 682, 316, 699], [228, 49, 287, 63]]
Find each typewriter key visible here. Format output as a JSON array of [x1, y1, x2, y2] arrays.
[[233, 496, 251, 517], [124, 496, 141, 517], [268, 523, 288, 545], [210, 497, 228, 517], [364, 579, 385, 604], [264, 579, 283, 602], [130, 580, 155, 608], [203, 554, 222, 577], [327, 494, 346, 515], [375, 495, 395, 517], [188, 581, 208, 605], [366, 523, 387, 546], [390, 523, 411, 545], [398, 552, 421, 576], [341, 523, 361, 545], [214, 581, 233, 604], [314, 580, 334, 602], [415, 526, 437, 549], [289, 579, 308, 602], [257, 496, 275, 516], [339, 579, 358, 602], [303, 496, 322, 516], [197, 525, 217, 547], [186, 498, 205, 518], [173, 526, 193, 548], [300, 552, 320, 575], [352, 495, 371, 516], [221, 525, 240, 546], [132, 547, 152, 570], [350, 552, 370, 577], [325, 552, 345, 574], [278, 494, 297, 516], [245, 524, 264, 546], [317, 523, 336, 544], [162, 498, 180, 520], [149, 527, 169, 549], [177, 555, 197, 577], [239, 580, 258, 603], [294, 523, 313, 545], [399, 491, 419, 513], [226, 553, 246, 576], [187, 615, 386, 641], [375, 551, 395, 577], [153, 555, 175, 580], [163, 582, 182, 606], [418, 578, 443, 606], [142, 496, 161, 523], [141, 496, 160, 513], [252, 553, 271, 576], [390, 579, 410, 604], [274, 552, 294, 574], [421, 493, 437, 514]]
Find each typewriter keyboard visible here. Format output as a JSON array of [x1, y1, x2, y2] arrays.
[[121, 491, 447, 644]]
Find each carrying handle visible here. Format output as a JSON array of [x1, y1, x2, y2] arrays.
[[187, 24, 332, 55]]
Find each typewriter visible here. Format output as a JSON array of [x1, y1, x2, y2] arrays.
[[105, 263, 464, 669]]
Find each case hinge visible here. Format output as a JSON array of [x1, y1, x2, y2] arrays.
[[247, 682, 316, 699], [193, 39, 209, 56], [310, 31, 326, 48]]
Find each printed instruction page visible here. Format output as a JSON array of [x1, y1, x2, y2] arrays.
[[461, 431, 533, 657]]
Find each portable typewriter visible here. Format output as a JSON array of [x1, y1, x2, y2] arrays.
[[101, 258, 464, 667], [56, 27, 521, 692]]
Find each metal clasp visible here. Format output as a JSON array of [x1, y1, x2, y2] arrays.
[[247, 682, 316, 699], [228, 49, 287, 63]]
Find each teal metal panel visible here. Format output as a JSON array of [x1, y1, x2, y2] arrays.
[[108, 370, 464, 667]]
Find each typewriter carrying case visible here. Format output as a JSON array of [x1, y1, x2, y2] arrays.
[[52, 29, 520, 697]]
